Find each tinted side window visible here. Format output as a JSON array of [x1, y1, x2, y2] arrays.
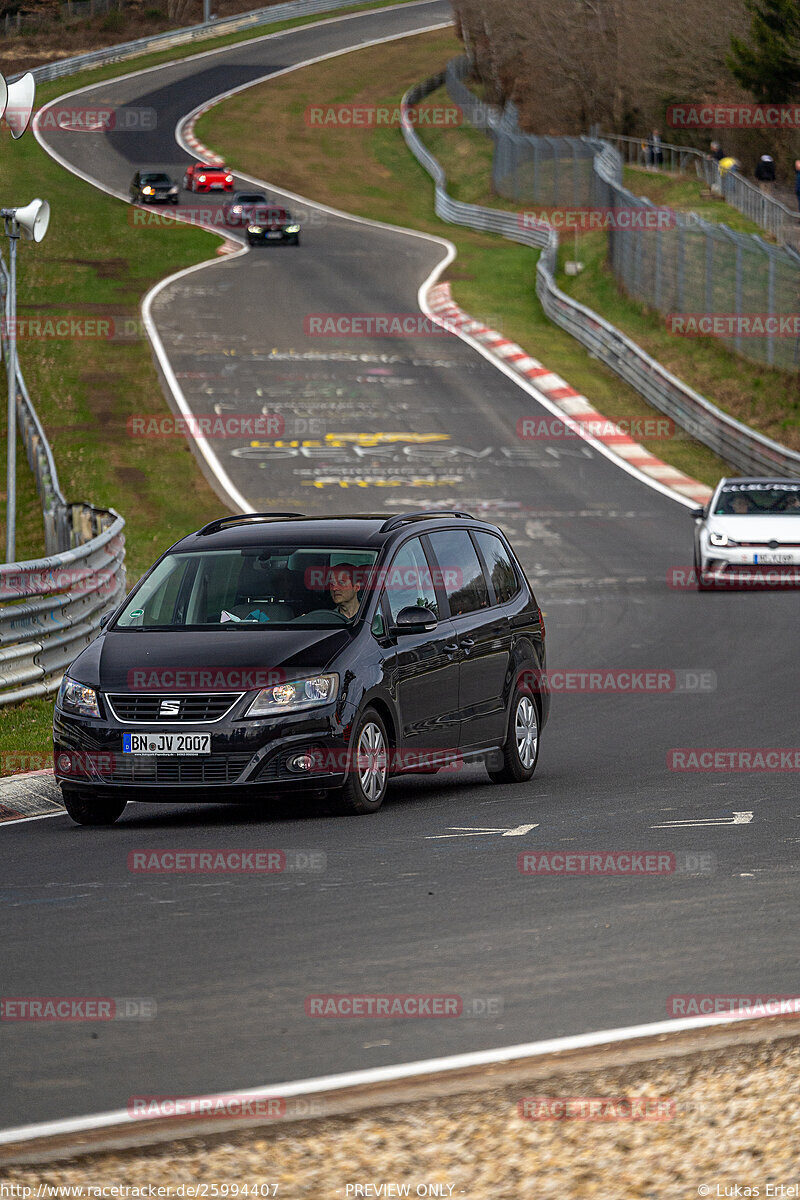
[[383, 538, 438, 623], [428, 530, 489, 617], [473, 531, 520, 605]]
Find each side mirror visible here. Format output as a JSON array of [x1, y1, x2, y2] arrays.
[[99, 611, 114, 630], [392, 605, 438, 634], [689, 507, 705, 520]]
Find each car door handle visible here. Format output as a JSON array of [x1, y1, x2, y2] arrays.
[[443, 642, 459, 654], [460, 638, 475, 649]]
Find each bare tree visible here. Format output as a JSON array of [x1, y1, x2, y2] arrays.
[[449, 0, 752, 138]]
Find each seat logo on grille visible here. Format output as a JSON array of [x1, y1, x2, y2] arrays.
[[159, 699, 181, 717]]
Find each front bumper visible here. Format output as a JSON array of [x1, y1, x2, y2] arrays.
[[53, 700, 354, 800], [699, 547, 800, 587], [247, 229, 298, 242]]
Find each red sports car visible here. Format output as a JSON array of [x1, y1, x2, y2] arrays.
[[182, 162, 234, 193]]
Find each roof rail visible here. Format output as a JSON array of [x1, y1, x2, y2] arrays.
[[197, 512, 304, 536], [380, 509, 474, 533]]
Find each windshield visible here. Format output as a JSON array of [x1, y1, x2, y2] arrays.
[[713, 483, 800, 515], [141, 173, 171, 184], [114, 546, 379, 630], [236, 194, 267, 204]]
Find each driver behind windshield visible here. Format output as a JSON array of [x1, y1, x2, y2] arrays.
[[328, 564, 363, 619]]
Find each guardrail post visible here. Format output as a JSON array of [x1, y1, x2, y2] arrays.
[[766, 251, 776, 368], [734, 243, 744, 358], [705, 233, 713, 318]]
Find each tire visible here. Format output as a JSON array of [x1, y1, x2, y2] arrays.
[[330, 708, 389, 814], [292, 236, 300, 245], [61, 789, 127, 826], [487, 686, 540, 784]]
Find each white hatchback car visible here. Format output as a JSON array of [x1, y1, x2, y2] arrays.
[[691, 477, 800, 589]]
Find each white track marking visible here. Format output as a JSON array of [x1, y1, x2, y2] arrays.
[[174, 43, 703, 510], [651, 812, 754, 828], [0, 811, 63, 827], [32, 2, 452, 514], [2, 1001, 799, 1144], [425, 823, 538, 839]]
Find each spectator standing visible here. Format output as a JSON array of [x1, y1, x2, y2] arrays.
[[710, 142, 724, 161], [646, 128, 663, 168], [754, 153, 776, 195]]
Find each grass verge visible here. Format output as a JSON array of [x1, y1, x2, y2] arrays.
[[416, 86, 800, 449], [0, 0, 433, 767], [197, 29, 734, 485]]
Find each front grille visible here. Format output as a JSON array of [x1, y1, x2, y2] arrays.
[[95, 754, 252, 786], [106, 693, 242, 723]]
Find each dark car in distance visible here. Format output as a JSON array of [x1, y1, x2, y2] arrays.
[[246, 206, 301, 246], [222, 191, 269, 226], [130, 170, 180, 204], [53, 512, 550, 825]]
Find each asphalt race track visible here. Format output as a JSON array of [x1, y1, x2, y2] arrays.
[[3, 0, 798, 1130]]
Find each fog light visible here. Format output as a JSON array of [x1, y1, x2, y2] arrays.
[[289, 753, 315, 772]]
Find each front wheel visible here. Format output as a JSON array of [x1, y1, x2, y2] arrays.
[[330, 708, 389, 814], [61, 789, 127, 826], [487, 687, 540, 784]]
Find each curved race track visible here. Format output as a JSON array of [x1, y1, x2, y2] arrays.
[[3, 0, 798, 1130]]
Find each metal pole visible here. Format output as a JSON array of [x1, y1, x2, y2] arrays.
[[203, 0, 211, 22], [5, 228, 18, 563]]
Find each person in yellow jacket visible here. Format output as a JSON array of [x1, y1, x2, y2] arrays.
[[718, 155, 741, 178]]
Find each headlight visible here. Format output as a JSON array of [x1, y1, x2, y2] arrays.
[[225, 175, 234, 182], [285, 224, 300, 233], [198, 174, 206, 182], [169, 185, 178, 193], [142, 186, 154, 195], [57, 675, 100, 718], [248, 225, 263, 233], [231, 205, 242, 213], [246, 674, 338, 717], [709, 531, 736, 547]]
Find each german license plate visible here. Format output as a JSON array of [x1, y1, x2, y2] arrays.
[[754, 553, 792, 564], [267, 232, 282, 239], [210, 182, 225, 189], [123, 733, 211, 755]]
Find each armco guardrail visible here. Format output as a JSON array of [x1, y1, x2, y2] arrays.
[[13, 0, 412, 84], [402, 73, 800, 480], [0, 261, 126, 707], [0, 516, 125, 705]]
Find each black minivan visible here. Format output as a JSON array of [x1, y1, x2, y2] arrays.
[[53, 511, 550, 825]]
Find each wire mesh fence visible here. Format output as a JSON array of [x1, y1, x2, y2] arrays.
[[446, 56, 800, 372], [403, 72, 800, 481]]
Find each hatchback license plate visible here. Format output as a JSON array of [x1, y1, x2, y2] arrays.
[[754, 553, 792, 564], [123, 733, 211, 755], [267, 231, 282, 239]]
